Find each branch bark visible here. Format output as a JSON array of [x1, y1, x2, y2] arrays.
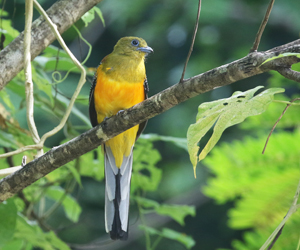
[[0, 0, 103, 91], [0, 39, 300, 202]]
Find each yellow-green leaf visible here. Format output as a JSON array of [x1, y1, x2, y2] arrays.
[[187, 86, 285, 176]]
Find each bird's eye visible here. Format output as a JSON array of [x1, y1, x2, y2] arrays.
[[131, 39, 139, 46]]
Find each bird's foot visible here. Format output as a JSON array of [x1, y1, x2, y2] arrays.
[[116, 110, 125, 116]]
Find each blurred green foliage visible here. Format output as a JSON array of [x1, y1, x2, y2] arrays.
[[0, 0, 300, 250]]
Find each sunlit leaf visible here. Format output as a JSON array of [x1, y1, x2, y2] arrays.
[[187, 86, 285, 176]]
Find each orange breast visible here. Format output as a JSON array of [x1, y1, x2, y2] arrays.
[[94, 68, 145, 123], [93, 66, 145, 167]]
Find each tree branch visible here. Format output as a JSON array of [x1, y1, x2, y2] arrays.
[[277, 68, 300, 82], [0, 39, 300, 202], [0, 0, 103, 91]]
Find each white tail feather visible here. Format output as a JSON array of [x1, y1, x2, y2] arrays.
[[104, 146, 133, 233]]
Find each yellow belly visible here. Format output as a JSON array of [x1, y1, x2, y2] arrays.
[[94, 69, 145, 167]]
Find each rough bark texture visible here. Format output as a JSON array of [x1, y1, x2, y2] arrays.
[[0, 0, 103, 90], [0, 39, 300, 202]]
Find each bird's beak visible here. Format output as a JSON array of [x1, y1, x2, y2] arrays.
[[136, 46, 153, 54]]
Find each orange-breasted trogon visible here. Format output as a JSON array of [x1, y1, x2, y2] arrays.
[[89, 37, 153, 240]]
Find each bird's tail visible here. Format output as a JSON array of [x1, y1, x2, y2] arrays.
[[104, 146, 133, 241]]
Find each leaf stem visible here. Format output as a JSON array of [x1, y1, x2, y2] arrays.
[[136, 196, 152, 250], [262, 98, 300, 154], [272, 100, 300, 105]]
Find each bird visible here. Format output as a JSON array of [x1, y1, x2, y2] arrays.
[[89, 37, 153, 240]]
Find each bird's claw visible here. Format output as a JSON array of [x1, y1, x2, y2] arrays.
[[117, 110, 125, 115]]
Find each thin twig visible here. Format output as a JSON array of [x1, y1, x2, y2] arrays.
[[266, 225, 284, 250], [0, 144, 42, 160], [260, 177, 300, 250], [262, 98, 300, 154], [179, 0, 201, 83], [250, 0, 275, 53], [136, 196, 151, 250], [24, 0, 42, 148], [0, 166, 22, 177], [33, 0, 86, 146]]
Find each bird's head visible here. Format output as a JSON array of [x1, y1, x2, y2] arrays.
[[113, 37, 153, 58]]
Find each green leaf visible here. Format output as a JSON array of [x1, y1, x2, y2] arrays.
[[81, 6, 105, 27], [0, 90, 16, 113], [79, 147, 104, 181], [46, 186, 82, 223], [0, 19, 20, 47], [0, 199, 17, 247], [34, 57, 80, 73], [139, 225, 160, 235], [262, 52, 300, 65], [131, 138, 162, 192], [135, 197, 160, 208], [5, 77, 26, 99], [47, 231, 71, 250], [15, 214, 70, 250], [1, 239, 23, 250], [66, 165, 82, 187], [140, 225, 195, 249], [94, 6, 105, 26], [55, 93, 91, 126], [187, 86, 285, 176], [32, 66, 54, 104], [155, 204, 195, 226], [161, 228, 195, 249], [0, 130, 17, 149], [136, 197, 195, 225]]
